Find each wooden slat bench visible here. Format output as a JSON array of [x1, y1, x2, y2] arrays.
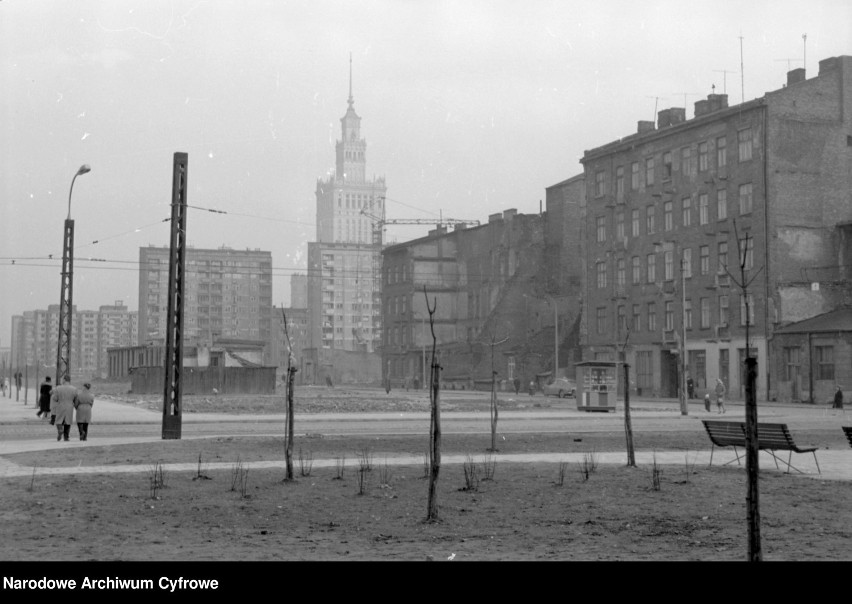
[[843, 426, 852, 448], [702, 420, 746, 467], [702, 420, 820, 474]]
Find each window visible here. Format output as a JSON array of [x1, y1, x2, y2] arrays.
[[699, 193, 709, 225], [631, 256, 641, 284], [739, 294, 755, 326], [616, 212, 625, 239], [700, 245, 710, 275], [684, 299, 693, 330], [596, 261, 607, 288], [738, 127, 753, 162], [738, 183, 753, 215], [663, 201, 672, 231], [783, 347, 800, 381], [664, 249, 674, 281], [596, 307, 608, 335], [646, 205, 656, 234], [631, 209, 640, 237], [616, 258, 626, 287], [645, 157, 655, 186], [646, 253, 656, 283], [662, 151, 672, 180], [683, 248, 693, 278], [617, 305, 626, 333], [682, 197, 692, 227], [739, 235, 754, 270], [681, 147, 692, 176], [596, 216, 607, 243], [647, 303, 657, 332], [716, 136, 727, 168], [700, 298, 711, 329], [665, 301, 675, 331], [595, 170, 606, 197], [631, 162, 639, 190], [698, 141, 709, 172], [616, 166, 624, 197], [632, 304, 641, 332], [718, 241, 729, 273], [717, 189, 727, 220], [719, 295, 729, 325], [637, 350, 654, 389], [815, 346, 835, 381]]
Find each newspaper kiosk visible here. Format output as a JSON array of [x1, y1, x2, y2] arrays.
[[575, 361, 618, 412]]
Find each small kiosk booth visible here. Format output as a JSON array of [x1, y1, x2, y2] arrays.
[[575, 361, 619, 412]]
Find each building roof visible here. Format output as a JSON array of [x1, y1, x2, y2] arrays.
[[773, 307, 852, 335]]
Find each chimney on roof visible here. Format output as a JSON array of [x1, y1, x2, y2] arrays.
[[657, 107, 686, 128], [787, 68, 806, 85], [637, 120, 655, 134], [694, 93, 729, 117], [488, 212, 503, 223], [819, 57, 839, 75], [503, 208, 517, 220]]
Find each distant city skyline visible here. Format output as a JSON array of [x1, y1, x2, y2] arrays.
[[2, 0, 850, 345]]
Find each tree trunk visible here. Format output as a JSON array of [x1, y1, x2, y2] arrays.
[[490, 371, 498, 451], [623, 362, 636, 467], [427, 355, 441, 521], [744, 357, 761, 561], [285, 360, 296, 480]]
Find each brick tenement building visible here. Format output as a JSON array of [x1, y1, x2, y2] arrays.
[[381, 196, 584, 390], [581, 55, 852, 402]]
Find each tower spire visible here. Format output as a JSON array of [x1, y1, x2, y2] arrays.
[[348, 52, 354, 109]]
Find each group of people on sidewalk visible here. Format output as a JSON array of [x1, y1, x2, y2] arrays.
[[35, 375, 94, 441]]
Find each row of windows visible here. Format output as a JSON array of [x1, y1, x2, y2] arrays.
[[594, 237, 753, 288], [593, 128, 752, 197], [337, 193, 381, 210], [782, 346, 836, 381], [595, 184, 752, 243], [595, 294, 755, 335]]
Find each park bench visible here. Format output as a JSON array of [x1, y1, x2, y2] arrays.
[[843, 426, 852, 448], [702, 420, 820, 474]]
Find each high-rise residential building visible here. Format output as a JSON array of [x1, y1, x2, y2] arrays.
[[290, 273, 307, 308], [9, 302, 137, 379], [580, 55, 852, 402], [305, 59, 386, 378], [137, 245, 273, 349]]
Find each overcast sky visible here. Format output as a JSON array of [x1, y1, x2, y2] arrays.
[[1, 0, 850, 347]]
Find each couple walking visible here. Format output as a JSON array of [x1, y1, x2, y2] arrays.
[[703, 378, 727, 413], [40, 375, 94, 441]]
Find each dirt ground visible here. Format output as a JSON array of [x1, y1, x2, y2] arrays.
[[3, 383, 851, 562]]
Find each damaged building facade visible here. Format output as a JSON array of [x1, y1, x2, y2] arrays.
[[381, 192, 584, 390], [581, 55, 852, 402]]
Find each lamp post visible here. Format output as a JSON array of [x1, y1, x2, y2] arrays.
[[55, 164, 91, 384], [546, 296, 559, 379], [654, 240, 689, 416]]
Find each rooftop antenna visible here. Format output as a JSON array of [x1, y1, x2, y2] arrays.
[[646, 95, 665, 121], [802, 33, 807, 75], [672, 92, 699, 117], [775, 58, 803, 71], [739, 33, 745, 104], [348, 52, 354, 108], [714, 69, 736, 94]]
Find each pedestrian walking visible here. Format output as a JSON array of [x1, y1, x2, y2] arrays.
[[833, 385, 844, 410], [514, 377, 521, 395], [704, 393, 711, 413], [686, 375, 695, 400], [714, 378, 726, 414], [74, 383, 94, 441], [51, 375, 77, 442], [36, 376, 52, 418]]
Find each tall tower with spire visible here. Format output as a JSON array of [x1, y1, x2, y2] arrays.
[[305, 55, 386, 381]]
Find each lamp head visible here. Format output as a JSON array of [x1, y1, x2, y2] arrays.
[[76, 164, 91, 176]]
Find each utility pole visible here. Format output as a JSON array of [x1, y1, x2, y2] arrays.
[[162, 152, 188, 440], [680, 254, 688, 416]]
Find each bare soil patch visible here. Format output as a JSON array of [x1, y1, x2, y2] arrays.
[[3, 458, 850, 561]]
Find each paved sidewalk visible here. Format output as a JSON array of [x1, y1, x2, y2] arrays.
[[1, 387, 849, 481]]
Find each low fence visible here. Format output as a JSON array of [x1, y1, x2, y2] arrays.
[[130, 366, 277, 395]]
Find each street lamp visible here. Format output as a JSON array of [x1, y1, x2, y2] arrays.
[[55, 164, 91, 383]]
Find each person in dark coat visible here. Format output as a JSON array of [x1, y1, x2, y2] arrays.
[[833, 385, 844, 410], [51, 376, 77, 442], [74, 383, 94, 441], [37, 376, 52, 418]]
